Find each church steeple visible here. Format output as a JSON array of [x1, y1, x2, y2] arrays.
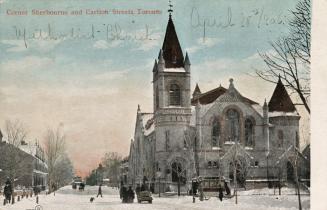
[[161, 1, 184, 68], [268, 77, 296, 112]]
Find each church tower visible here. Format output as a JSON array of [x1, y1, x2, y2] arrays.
[[152, 6, 193, 186]]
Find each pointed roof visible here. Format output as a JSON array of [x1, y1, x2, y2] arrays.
[[184, 52, 191, 65], [161, 16, 184, 68], [268, 78, 296, 112], [152, 59, 158, 72], [191, 83, 258, 106], [192, 83, 201, 97]]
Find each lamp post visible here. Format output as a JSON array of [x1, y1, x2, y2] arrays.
[[266, 151, 270, 188]]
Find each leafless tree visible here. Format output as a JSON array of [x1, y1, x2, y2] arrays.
[[0, 119, 30, 203], [275, 145, 308, 210], [53, 153, 74, 187], [44, 126, 66, 193], [256, 0, 311, 114], [222, 143, 252, 204], [102, 152, 122, 187]]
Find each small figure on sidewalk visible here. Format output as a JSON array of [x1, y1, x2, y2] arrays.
[[97, 184, 103, 197], [218, 184, 224, 201], [121, 186, 127, 203], [3, 179, 12, 205], [224, 180, 231, 196], [127, 186, 135, 203]]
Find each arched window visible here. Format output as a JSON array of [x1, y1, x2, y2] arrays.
[[278, 130, 284, 148], [226, 109, 240, 142], [171, 161, 186, 184], [245, 118, 254, 147], [169, 84, 181, 106], [212, 119, 220, 147]]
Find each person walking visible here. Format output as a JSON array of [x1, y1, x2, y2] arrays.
[[127, 186, 135, 203], [97, 184, 103, 198], [218, 184, 224, 201], [121, 186, 127, 203], [3, 183, 12, 204], [224, 180, 231, 196]]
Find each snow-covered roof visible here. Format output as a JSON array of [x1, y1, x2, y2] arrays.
[[269, 111, 299, 117], [163, 67, 185, 73]]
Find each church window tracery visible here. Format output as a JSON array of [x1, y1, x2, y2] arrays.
[[226, 109, 240, 142], [245, 118, 254, 147]]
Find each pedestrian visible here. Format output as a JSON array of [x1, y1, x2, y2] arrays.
[[4, 178, 12, 204], [218, 184, 224, 201], [224, 180, 231, 196], [4, 183, 12, 204], [135, 184, 141, 195], [127, 186, 135, 203], [121, 186, 127, 203], [97, 184, 103, 197]]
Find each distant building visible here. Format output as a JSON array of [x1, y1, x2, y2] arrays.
[[126, 11, 309, 193], [0, 133, 48, 189]]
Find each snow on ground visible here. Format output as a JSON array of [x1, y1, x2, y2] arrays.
[[0, 185, 310, 210]]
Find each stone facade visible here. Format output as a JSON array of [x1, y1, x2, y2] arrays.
[[126, 14, 309, 192]]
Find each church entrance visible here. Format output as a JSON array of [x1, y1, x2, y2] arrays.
[[171, 162, 186, 184], [169, 158, 187, 196], [287, 161, 294, 182]]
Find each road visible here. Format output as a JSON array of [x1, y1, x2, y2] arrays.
[[0, 185, 310, 210]]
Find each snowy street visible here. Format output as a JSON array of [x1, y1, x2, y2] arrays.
[[0, 185, 310, 210]]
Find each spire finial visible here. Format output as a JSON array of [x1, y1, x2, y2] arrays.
[[168, 0, 173, 18]]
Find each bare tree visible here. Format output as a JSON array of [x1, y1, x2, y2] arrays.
[[102, 152, 122, 187], [256, 0, 311, 114], [53, 154, 74, 187], [0, 119, 30, 203], [289, 0, 311, 64], [222, 143, 252, 204], [44, 126, 66, 193], [275, 145, 308, 210]]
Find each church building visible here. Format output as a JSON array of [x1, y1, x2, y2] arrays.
[[126, 10, 309, 193]]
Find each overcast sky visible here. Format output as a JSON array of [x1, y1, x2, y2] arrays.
[[0, 0, 309, 177]]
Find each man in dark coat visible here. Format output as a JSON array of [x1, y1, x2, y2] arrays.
[[121, 186, 127, 203], [97, 184, 103, 197], [224, 180, 231, 195], [4, 178, 12, 204], [4, 184, 12, 204], [218, 184, 224, 201], [127, 186, 135, 203]]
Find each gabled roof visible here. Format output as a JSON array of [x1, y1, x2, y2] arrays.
[[191, 84, 258, 106], [268, 78, 296, 112], [161, 16, 184, 68]]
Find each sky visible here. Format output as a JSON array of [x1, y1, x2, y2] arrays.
[[0, 0, 309, 177]]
